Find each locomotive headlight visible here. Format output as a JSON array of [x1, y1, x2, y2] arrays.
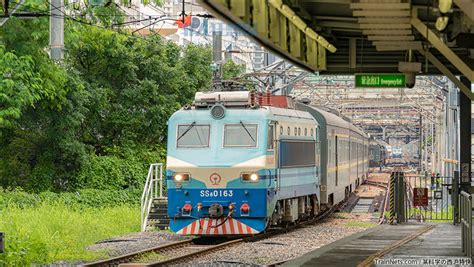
[[241, 173, 259, 182], [250, 173, 259, 181], [173, 173, 190, 182]]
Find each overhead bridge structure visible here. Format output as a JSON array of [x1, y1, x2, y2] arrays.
[[198, 0, 474, 99], [199, 0, 473, 192]]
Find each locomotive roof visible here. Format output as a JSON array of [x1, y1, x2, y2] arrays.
[[266, 106, 315, 121], [169, 105, 316, 124]]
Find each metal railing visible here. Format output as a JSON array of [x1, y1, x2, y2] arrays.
[[403, 172, 455, 222], [141, 163, 165, 232], [460, 190, 472, 258]]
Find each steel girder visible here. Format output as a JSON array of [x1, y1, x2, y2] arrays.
[[198, 0, 337, 71]]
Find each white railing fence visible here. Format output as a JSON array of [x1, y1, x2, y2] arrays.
[[141, 163, 166, 232]]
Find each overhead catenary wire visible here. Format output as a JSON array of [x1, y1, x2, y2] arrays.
[[6, 1, 160, 44], [7, 0, 257, 56]]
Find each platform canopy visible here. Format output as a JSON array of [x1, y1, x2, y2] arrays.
[[198, 0, 474, 97]]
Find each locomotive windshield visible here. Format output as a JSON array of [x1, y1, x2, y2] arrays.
[[224, 124, 258, 147], [177, 124, 210, 148]]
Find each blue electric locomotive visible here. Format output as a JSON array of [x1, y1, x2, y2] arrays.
[[166, 91, 368, 235]]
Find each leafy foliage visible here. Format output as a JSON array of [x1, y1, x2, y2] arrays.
[[0, 48, 41, 127], [0, 2, 213, 266], [0, 6, 212, 192], [0, 187, 142, 209], [222, 59, 245, 80]]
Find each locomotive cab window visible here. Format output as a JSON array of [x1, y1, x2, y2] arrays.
[[224, 124, 258, 147], [177, 124, 210, 148]]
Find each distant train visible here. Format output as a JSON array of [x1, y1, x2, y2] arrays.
[[368, 141, 386, 168], [392, 147, 403, 159], [166, 91, 369, 235]]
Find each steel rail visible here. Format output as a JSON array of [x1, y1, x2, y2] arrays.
[[142, 207, 336, 266], [102, 207, 336, 267], [82, 196, 339, 267], [144, 238, 244, 266], [364, 181, 388, 190], [81, 239, 195, 267]]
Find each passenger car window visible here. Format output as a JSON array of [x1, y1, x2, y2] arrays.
[[224, 124, 258, 147], [177, 125, 210, 148]]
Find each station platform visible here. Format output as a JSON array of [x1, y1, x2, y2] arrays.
[[283, 223, 471, 267]]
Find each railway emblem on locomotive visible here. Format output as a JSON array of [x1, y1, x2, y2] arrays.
[[209, 173, 222, 185]]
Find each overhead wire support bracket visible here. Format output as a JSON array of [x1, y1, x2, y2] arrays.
[[411, 8, 474, 83]]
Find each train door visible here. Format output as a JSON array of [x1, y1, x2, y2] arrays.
[[356, 142, 359, 181], [335, 136, 338, 186], [273, 123, 280, 192], [315, 126, 320, 177]]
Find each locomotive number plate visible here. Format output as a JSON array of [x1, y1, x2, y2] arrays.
[[200, 189, 234, 198]]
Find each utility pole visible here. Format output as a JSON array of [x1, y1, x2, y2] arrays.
[[50, 0, 64, 60], [211, 30, 222, 82]]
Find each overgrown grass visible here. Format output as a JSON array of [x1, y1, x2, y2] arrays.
[[134, 252, 166, 263], [408, 205, 454, 221], [0, 188, 142, 209], [0, 190, 141, 266], [383, 206, 454, 222]]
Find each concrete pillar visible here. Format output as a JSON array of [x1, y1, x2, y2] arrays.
[[431, 118, 435, 173], [419, 114, 424, 172], [459, 76, 472, 192]]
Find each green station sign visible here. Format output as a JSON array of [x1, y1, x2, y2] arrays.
[[355, 73, 406, 88]]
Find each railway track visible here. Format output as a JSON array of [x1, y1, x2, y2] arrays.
[[349, 179, 388, 219], [363, 180, 389, 224], [364, 180, 388, 190], [82, 208, 335, 267]]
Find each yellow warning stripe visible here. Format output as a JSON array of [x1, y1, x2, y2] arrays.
[[327, 159, 369, 173], [389, 174, 396, 225]]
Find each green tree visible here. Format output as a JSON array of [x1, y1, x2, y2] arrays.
[[0, 11, 213, 191], [222, 59, 245, 80]]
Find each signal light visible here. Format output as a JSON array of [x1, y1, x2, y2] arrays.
[[240, 203, 250, 214], [229, 203, 234, 211], [182, 203, 192, 214]]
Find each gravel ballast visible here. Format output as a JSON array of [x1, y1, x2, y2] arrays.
[[84, 214, 376, 266], [175, 214, 376, 266]]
